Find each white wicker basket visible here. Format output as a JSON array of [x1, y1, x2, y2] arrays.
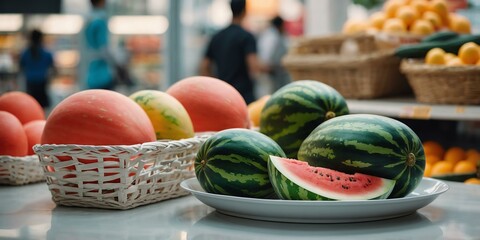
[[0, 155, 45, 185], [33, 134, 211, 210]]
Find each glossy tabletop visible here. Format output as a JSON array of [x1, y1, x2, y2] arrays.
[[0, 180, 479, 240]]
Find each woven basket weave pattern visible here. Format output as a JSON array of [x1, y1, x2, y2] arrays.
[[401, 60, 480, 104], [33, 134, 210, 210], [0, 155, 45, 185], [284, 34, 410, 99], [293, 34, 377, 55]]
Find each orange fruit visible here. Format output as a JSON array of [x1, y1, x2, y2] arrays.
[[425, 48, 446, 65], [422, 11, 443, 29], [384, 0, 404, 18], [426, 154, 441, 165], [383, 18, 407, 33], [445, 57, 464, 66], [444, 147, 466, 165], [477, 58, 480, 66], [343, 20, 369, 34], [366, 27, 380, 34], [423, 140, 445, 159], [443, 53, 457, 62], [449, 14, 471, 34], [464, 178, 480, 185], [429, 0, 449, 24], [465, 151, 479, 166], [431, 161, 454, 176], [410, 0, 429, 15], [369, 12, 387, 30], [410, 19, 435, 35], [453, 160, 477, 174], [466, 148, 479, 157], [458, 42, 480, 65], [424, 162, 432, 177], [247, 95, 270, 127], [395, 5, 419, 27]]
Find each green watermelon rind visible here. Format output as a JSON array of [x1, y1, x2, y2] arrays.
[[195, 129, 286, 198], [259, 80, 349, 159], [298, 114, 425, 199], [268, 156, 396, 201]]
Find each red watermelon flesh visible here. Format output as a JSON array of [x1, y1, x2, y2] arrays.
[[269, 156, 396, 200]]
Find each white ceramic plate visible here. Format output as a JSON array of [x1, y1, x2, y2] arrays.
[[180, 177, 449, 223]]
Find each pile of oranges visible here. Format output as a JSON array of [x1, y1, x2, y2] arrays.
[[343, 0, 472, 36], [423, 141, 480, 184], [425, 42, 480, 66]]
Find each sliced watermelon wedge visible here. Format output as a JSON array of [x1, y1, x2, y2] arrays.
[[268, 156, 396, 200]]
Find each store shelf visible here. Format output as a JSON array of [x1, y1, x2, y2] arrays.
[[347, 97, 480, 121]]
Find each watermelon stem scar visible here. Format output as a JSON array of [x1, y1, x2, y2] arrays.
[[407, 153, 416, 167], [325, 111, 336, 120]]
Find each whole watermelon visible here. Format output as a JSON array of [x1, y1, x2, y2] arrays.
[[260, 80, 349, 158], [195, 128, 286, 198], [298, 114, 426, 198]]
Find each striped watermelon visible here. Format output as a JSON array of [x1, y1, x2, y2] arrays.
[[260, 80, 349, 159], [195, 129, 286, 198], [268, 156, 396, 200], [298, 114, 425, 198]]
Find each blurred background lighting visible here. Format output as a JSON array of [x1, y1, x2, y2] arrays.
[[41, 14, 83, 34], [0, 14, 23, 32], [108, 16, 169, 35]]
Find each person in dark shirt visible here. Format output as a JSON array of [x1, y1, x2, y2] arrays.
[[199, 0, 267, 104], [19, 29, 54, 108]]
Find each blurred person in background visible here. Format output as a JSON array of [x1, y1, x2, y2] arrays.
[[257, 15, 291, 93], [80, 0, 130, 90], [199, 0, 268, 104], [19, 29, 55, 108]]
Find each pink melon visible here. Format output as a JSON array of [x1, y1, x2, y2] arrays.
[[0, 111, 28, 156], [23, 120, 46, 155], [41, 89, 155, 145], [166, 76, 249, 132], [0, 91, 45, 124]]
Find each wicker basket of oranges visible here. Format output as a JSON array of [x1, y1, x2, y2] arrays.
[[343, 0, 473, 50], [283, 33, 411, 99], [400, 41, 480, 104]]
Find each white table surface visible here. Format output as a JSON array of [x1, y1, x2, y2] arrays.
[[0, 180, 479, 240]]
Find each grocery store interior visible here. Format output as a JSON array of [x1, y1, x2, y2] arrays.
[[1, 0, 479, 149], [1, 0, 480, 239]]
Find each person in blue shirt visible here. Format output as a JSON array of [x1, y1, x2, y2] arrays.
[[19, 29, 54, 108], [81, 0, 130, 90]]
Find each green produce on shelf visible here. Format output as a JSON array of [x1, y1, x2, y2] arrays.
[[395, 34, 480, 58], [432, 173, 477, 182], [421, 31, 459, 43]]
